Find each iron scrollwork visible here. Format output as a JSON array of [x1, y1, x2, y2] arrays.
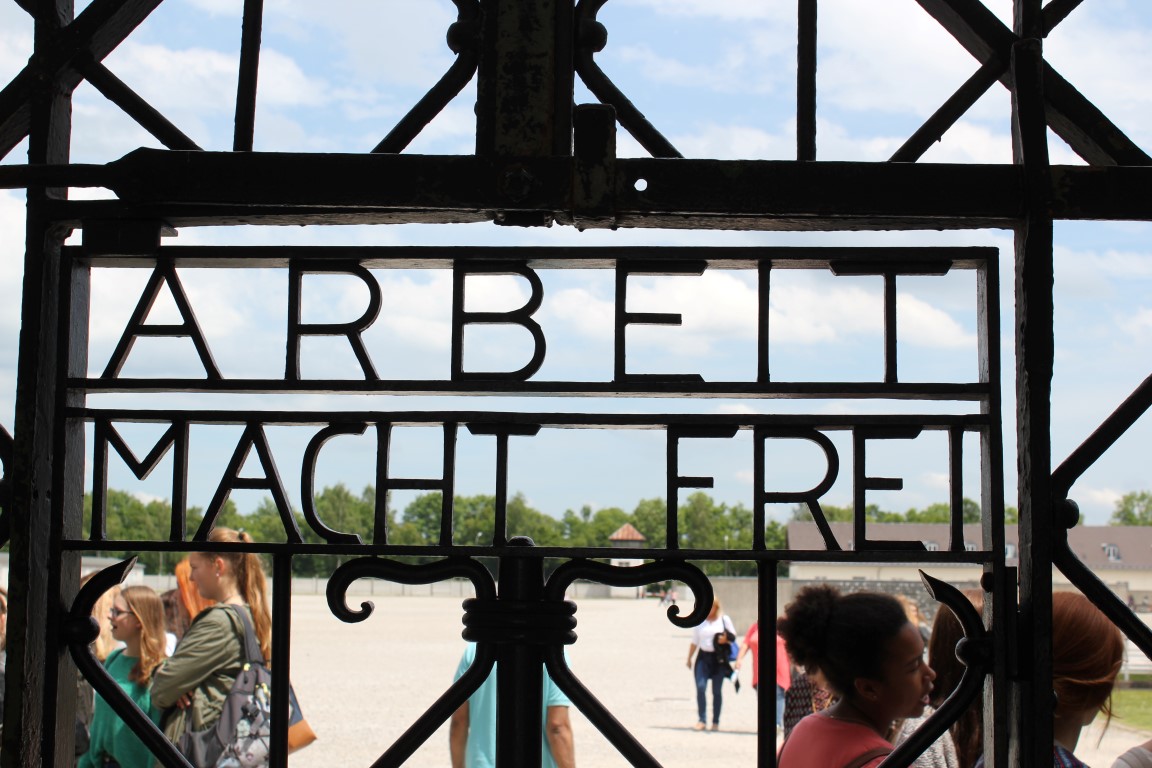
[[326, 556, 498, 768], [1051, 374, 1152, 663], [882, 570, 992, 768], [326, 553, 713, 768], [574, 0, 682, 158], [541, 559, 714, 768], [62, 558, 192, 768]]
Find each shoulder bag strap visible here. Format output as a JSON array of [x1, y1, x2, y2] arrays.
[[843, 746, 892, 768], [226, 606, 264, 665]]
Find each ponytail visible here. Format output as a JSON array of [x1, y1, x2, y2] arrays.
[[206, 527, 273, 663]]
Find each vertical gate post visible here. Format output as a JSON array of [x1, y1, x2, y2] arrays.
[[476, 0, 573, 158], [2, 2, 81, 765], [495, 538, 545, 768], [1012, 0, 1055, 763]]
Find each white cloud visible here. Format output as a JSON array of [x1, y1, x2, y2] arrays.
[[0, 12, 31, 87], [771, 282, 879, 344], [1119, 308, 1152, 341], [1044, 4, 1152, 150], [265, 0, 456, 88], [546, 269, 973, 353], [617, 0, 792, 22], [922, 472, 950, 491], [818, 2, 1000, 118], [185, 0, 239, 16], [372, 272, 453, 351], [671, 122, 792, 160], [919, 121, 1013, 165], [253, 48, 330, 108], [898, 294, 975, 348], [103, 43, 238, 114], [615, 43, 782, 95], [1074, 485, 1123, 512], [548, 287, 614, 338]]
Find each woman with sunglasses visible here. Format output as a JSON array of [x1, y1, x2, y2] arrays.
[[78, 585, 167, 768]]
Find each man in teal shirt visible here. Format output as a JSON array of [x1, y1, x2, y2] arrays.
[[449, 643, 575, 768]]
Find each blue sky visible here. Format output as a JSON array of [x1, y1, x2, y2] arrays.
[[2, 1, 1152, 532]]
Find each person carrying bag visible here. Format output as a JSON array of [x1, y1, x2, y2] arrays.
[[152, 528, 313, 767]]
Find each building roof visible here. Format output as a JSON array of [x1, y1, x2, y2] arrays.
[[608, 523, 647, 543], [785, 521, 1152, 570]]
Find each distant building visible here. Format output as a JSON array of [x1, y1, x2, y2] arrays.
[[786, 521, 1152, 608], [608, 523, 646, 598], [608, 523, 646, 548]]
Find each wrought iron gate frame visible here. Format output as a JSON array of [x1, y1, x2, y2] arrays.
[[1, 1, 1151, 767]]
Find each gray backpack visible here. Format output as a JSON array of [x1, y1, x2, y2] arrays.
[[178, 606, 272, 768]]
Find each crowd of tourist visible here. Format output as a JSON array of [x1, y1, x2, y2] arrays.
[[712, 583, 1152, 768], [64, 527, 300, 768], [3, 539, 1151, 768]]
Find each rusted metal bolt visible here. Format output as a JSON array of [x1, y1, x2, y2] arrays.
[[501, 165, 535, 203], [579, 20, 608, 52], [446, 20, 478, 54]]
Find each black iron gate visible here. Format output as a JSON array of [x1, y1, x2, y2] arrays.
[[1, 1, 1151, 766]]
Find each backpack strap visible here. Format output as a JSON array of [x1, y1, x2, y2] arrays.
[[843, 746, 892, 768], [224, 605, 264, 665]]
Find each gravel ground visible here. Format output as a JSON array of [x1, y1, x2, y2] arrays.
[[284, 594, 1148, 767]]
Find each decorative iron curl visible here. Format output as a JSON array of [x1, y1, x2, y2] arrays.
[[326, 555, 496, 623], [0, 423, 11, 547], [544, 558, 713, 628], [1051, 499, 1152, 667], [1049, 374, 1152, 663], [543, 644, 662, 768], [575, 0, 683, 158], [530, 560, 713, 765], [63, 558, 192, 768], [371, 0, 481, 154], [883, 570, 991, 768], [372, 641, 498, 768], [325, 556, 498, 768]]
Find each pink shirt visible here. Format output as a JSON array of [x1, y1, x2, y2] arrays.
[[741, 622, 792, 690], [776, 632, 792, 690], [778, 714, 891, 768]]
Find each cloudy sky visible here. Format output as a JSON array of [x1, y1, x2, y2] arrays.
[[2, 0, 1152, 535]]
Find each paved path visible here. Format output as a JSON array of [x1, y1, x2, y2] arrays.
[[286, 594, 1149, 766]]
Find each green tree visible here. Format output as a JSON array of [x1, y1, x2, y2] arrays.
[[1111, 491, 1152, 525], [630, 498, 667, 545], [791, 502, 895, 522]]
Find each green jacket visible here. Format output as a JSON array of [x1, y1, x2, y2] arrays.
[[151, 605, 247, 756], [77, 649, 160, 768]]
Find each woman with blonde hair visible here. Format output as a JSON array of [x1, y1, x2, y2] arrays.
[[79, 585, 167, 768], [152, 528, 272, 759]]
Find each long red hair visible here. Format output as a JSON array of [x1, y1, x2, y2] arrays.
[[1052, 591, 1124, 723]]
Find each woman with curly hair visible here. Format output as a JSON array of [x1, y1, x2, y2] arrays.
[[78, 585, 168, 768], [776, 584, 936, 768]]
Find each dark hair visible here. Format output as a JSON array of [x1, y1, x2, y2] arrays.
[[928, 589, 985, 768], [776, 583, 909, 700]]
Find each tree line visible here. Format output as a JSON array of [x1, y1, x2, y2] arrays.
[[85, 484, 1086, 579]]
